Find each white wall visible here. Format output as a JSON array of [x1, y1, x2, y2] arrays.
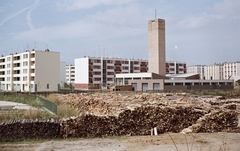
[[75, 58, 89, 84]]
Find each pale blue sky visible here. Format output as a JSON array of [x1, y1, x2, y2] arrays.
[[0, 0, 239, 65]]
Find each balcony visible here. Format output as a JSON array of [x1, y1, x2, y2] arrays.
[[31, 53, 35, 58], [13, 77, 20, 81], [13, 70, 20, 75], [93, 74, 101, 78], [0, 71, 5, 75], [0, 65, 5, 69], [0, 58, 5, 63], [92, 62, 101, 66], [121, 63, 129, 67], [92, 68, 101, 72], [107, 69, 114, 72], [30, 76, 35, 81], [13, 63, 21, 68], [107, 74, 114, 78], [107, 63, 114, 66]]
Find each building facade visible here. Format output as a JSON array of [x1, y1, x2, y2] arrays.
[[148, 18, 166, 76], [204, 64, 223, 80], [166, 61, 186, 74], [187, 62, 240, 82], [0, 49, 60, 92], [223, 62, 240, 82], [66, 65, 75, 85], [74, 57, 148, 90], [187, 65, 206, 79]]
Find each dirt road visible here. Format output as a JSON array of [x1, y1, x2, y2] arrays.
[[1, 133, 240, 151]]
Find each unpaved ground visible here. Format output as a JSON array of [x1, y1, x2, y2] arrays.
[[1, 133, 240, 151]]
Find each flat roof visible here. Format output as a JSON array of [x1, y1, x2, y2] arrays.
[[116, 72, 152, 78], [166, 73, 199, 78]]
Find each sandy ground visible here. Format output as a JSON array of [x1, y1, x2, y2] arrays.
[[1, 133, 240, 151]]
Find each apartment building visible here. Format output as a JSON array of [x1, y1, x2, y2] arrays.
[[187, 65, 206, 79], [74, 57, 148, 90], [223, 62, 240, 81], [66, 65, 75, 84], [204, 64, 223, 80], [166, 61, 186, 75], [0, 49, 60, 92], [187, 62, 240, 82]]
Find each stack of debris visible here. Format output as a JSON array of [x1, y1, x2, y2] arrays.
[[0, 118, 59, 141], [59, 106, 212, 138]]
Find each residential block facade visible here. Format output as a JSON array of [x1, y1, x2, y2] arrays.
[[223, 62, 240, 81], [74, 57, 148, 90], [0, 49, 60, 92], [187, 62, 240, 82], [204, 64, 223, 80], [66, 65, 75, 84], [166, 61, 186, 74], [187, 65, 206, 79]]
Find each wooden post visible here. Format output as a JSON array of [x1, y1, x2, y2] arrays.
[[154, 127, 158, 135]]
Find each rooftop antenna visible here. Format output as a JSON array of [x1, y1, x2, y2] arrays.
[[99, 45, 100, 57], [155, 9, 156, 20], [103, 44, 105, 58]]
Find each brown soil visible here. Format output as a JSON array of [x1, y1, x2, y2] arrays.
[[1, 133, 240, 151]]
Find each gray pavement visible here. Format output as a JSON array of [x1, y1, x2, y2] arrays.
[[0, 101, 37, 110]]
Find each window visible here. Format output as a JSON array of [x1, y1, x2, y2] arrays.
[[7, 70, 10, 75], [7, 64, 10, 68], [23, 69, 27, 74], [23, 76, 27, 81], [23, 61, 28, 66], [153, 83, 160, 91], [142, 83, 148, 92], [23, 54, 28, 59], [47, 84, 49, 89]]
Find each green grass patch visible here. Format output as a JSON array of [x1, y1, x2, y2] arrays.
[[0, 93, 42, 108]]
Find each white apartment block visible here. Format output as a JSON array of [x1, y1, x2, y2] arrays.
[[188, 62, 240, 82], [166, 61, 186, 74], [66, 65, 75, 84], [0, 49, 60, 92], [74, 57, 148, 90], [204, 64, 223, 80], [223, 62, 240, 82], [187, 65, 206, 79]]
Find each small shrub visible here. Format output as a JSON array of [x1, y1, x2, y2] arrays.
[[46, 94, 63, 105], [57, 104, 79, 118]]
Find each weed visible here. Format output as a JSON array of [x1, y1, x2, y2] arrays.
[[46, 94, 80, 118], [167, 132, 179, 151]]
